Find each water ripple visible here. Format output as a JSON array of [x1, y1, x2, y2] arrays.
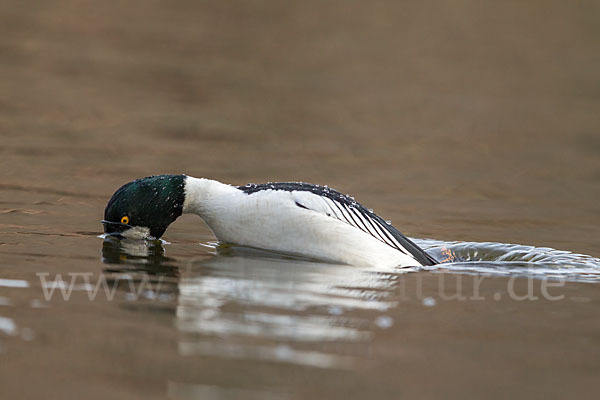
[[415, 238, 600, 282], [99, 236, 600, 370]]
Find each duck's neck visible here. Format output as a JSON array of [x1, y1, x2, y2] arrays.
[[182, 176, 239, 218]]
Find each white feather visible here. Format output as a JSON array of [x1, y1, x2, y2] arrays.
[[183, 177, 421, 268]]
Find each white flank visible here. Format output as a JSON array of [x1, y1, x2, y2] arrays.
[[183, 177, 421, 268]]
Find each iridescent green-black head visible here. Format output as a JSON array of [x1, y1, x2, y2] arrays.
[[103, 175, 186, 239]]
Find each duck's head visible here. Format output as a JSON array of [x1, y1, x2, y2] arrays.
[[102, 175, 186, 240]]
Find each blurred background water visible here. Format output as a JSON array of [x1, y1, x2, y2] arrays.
[[1, 1, 599, 399]]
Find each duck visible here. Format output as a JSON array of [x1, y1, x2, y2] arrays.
[[102, 175, 438, 268]]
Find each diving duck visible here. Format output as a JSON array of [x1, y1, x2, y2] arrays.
[[102, 175, 437, 268]]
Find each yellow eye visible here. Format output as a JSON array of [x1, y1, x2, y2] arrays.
[[121, 216, 130, 224]]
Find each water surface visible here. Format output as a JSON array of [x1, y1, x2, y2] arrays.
[[1, 1, 600, 399]]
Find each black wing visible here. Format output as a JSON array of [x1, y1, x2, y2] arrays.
[[238, 182, 438, 266]]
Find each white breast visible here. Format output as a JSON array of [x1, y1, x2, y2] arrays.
[[183, 177, 422, 268]]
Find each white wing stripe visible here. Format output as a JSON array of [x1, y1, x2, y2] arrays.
[[354, 208, 400, 250], [349, 207, 385, 243], [333, 198, 410, 256], [337, 204, 358, 228], [328, 199, 353, 225], [292, 190, 413, 256], [347, 202, 412, 257], [343, 204, 370, 233], [323, 197, 343, 220], [371, 218, 409, 254]]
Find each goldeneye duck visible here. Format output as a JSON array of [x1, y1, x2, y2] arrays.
[[102, 175, 437, 268]]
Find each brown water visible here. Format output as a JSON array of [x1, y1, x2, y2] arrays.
[[2, 1, 600, 399]]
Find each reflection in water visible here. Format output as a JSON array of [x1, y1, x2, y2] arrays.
[[167, 381, 290, 400], [176, 248, 402, 368], [100, 237, 180, 304], [100, 236, 600, 369], [101, 235, 179, 277]]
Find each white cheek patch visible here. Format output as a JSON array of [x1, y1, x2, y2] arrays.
[[121, 226, 151, 240]]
